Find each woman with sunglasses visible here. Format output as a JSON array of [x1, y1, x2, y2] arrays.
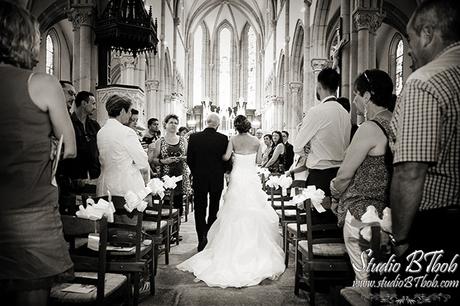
[[330, 69, 394, 300]]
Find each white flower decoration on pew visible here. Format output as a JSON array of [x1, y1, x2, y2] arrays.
[[359, 206, 392, 242], [146, 178, 165, 199], [76, 197, 115, 222], [124, 190, 148, 213], [265, 175, 292, 196], [162, 175, 182, 190], [290, 186, 326, 213], [257, 167, 270, 177]]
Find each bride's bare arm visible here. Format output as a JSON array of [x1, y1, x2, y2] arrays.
[[223, 138, 233, 161]]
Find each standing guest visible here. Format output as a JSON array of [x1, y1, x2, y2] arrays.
[[255, 128, 267, 153], [293, 68, 350, 196], [97, 95, 149, 197], [186, 113, 230, 251], [281, 131, 294, 170], [59, 80, 76, 113], [0, 2, 76, 305], [58, 91, 101, 214], [178, 126, 189, 137], [262, 131, 285, 173], [330, 70, 394, 300], [143, 117, 161, 145], [260, 134, 273, 166], [390, 0, 460, 302], [150, 114, 191, 217], [128, 108, 139, 130]]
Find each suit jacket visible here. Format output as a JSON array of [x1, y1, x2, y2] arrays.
[[187, 128, 229, 183], [284, 142, 294, 170]]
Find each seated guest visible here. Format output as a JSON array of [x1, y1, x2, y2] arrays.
[[142, 117, 161, 145], [330, 69, 394, 299], [0, 2, 76, 305], [178, 126, 189, 137], [262, 131, 285, 173], [149, 114, 191, 216], [128, 108, 139, 130], [58, 91, 101, 214], [281, 131, 294, 170], [259, 134, 273, 165], [97, 95, 149, 197], [286, 143, 310, 188], [255, 128, 267, 153]]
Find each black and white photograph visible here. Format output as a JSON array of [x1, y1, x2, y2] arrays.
[[0, 0, 459, 305]]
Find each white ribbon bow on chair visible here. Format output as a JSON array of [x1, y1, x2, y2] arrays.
[[290, 186, 326, 213], [76, 197, 116, 222], [359, 206, 392, 242]]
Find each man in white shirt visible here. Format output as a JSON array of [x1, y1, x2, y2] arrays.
[[96, 95, 149, 197], [293, 67, 350, 197]]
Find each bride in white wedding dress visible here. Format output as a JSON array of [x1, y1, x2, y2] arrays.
[[177, 115, 285, 288]]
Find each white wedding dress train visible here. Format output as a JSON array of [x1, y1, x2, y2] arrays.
[[177, 153, 285, 288]]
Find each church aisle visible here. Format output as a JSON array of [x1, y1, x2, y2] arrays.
[[141, 213, 329, 306]]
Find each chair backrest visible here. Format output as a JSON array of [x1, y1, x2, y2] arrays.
[[148, 193, 166, 235], [94, 196, 144, 260], [303, 198, 344, 260], [61, 215, 108, 304], [269, 187, 292, 219]]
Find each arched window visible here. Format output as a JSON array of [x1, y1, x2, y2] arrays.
[[193, 25, 203, 105], [46, 35, 55, 75], [389, 33, 404, 96], [218, 28, 231, 110], [395, 39, 404, 96], [247, 27, 257, 108]]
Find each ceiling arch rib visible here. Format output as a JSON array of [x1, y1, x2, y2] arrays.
[[185, 0, 265, 47]]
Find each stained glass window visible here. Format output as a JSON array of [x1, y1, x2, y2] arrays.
[[395, 39, 404, 96], [247, 27, 256, 108], [46, 35, 54, 75], [193, 26, 203, 105], [219, 28, 231, 109]]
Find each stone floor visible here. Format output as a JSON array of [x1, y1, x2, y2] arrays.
[[139, 213, 333, 306]]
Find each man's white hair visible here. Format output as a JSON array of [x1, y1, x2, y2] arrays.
[[206, 113, 220, 128]]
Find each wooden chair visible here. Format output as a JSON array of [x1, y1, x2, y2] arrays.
[[269, 187, 296, 258], [294, 198, 353, 305], [143, 193, 171, 267], [95, 196, 155, 306], [284, 187, 308, 267], [50, 216, 128, 306]]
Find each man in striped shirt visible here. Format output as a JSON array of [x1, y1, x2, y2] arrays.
[[390, 0, 459, 301]]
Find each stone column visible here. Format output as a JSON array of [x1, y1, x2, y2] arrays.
[[340, 0, 351, 100], [352, 6, 384, 74], [303, 0, 312, 113], [68, 11, 80, 90], [146, 80, 160, 119], [282, 0, 290, 131], [289, 81, 303, 137], [173, 17, 180, 92], [68, 3, 95, 92]]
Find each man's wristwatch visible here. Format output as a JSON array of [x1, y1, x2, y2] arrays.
[[389, 234, 409, 247]]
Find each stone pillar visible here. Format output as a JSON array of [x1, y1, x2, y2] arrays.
[[289, 81, 303, 137], [352, 5, 384, 74], [173, 17, 180, 92], [310, 58, 330, 105], [68, 3, 95, 92], [282, 0, 290, 131], [68, 13, 80, 90], [340, 0, 351, 100], [272, 19, 277, 97], [303, 0, 312, 113]]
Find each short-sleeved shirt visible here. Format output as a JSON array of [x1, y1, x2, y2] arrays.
[[390, 42, 460, 211]]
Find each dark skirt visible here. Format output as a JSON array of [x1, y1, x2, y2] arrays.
[[0, 202, 73, 280]]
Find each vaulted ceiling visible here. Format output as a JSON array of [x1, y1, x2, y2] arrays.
[[181, 0, 270, 45]]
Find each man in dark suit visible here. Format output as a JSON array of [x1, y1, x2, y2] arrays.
[[187, 113, 229, 251], [282, 131, 294, 171]]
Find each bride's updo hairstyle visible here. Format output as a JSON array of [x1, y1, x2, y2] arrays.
[[234, 115, 251, 133]]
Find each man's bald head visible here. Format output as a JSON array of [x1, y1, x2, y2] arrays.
[[206, 113, 220, 129]]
